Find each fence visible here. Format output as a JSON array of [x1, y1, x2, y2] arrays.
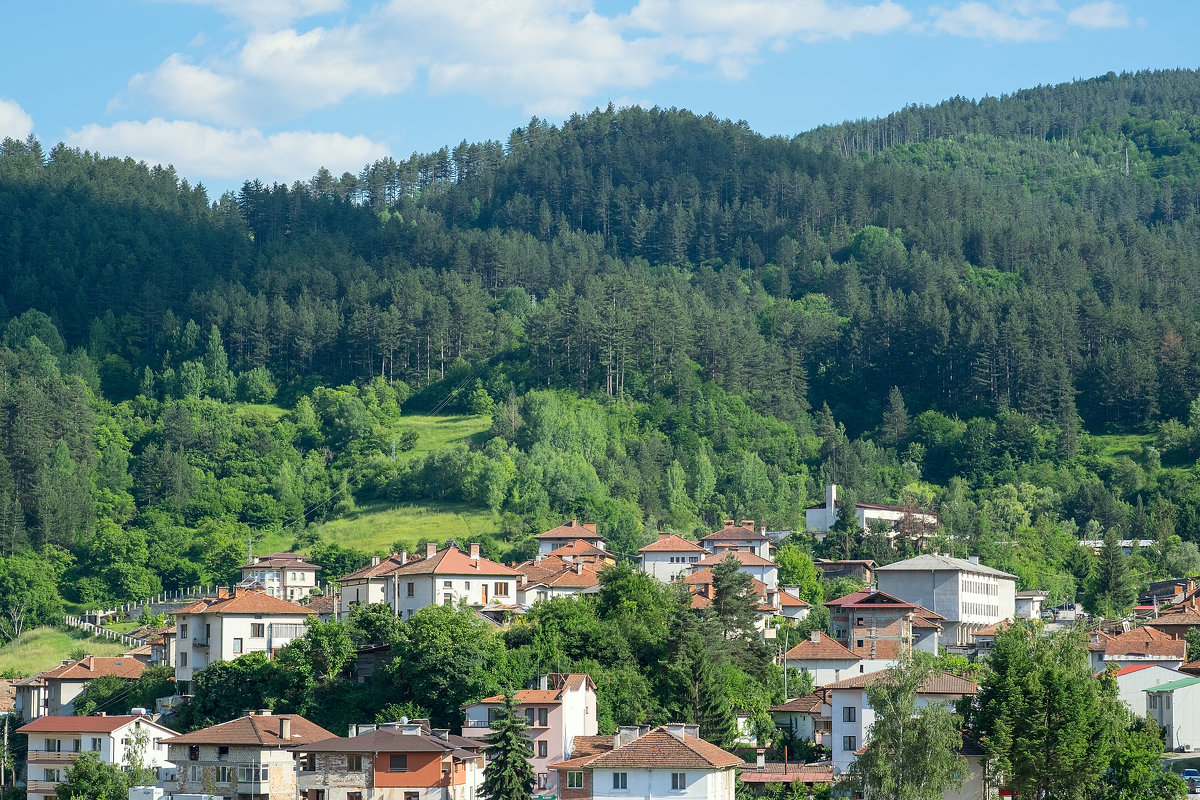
[[62, 616, 142, 648]]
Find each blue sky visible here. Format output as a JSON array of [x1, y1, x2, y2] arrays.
[[1, 0, 1195, 196]]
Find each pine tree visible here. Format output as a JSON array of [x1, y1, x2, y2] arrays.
[[1087, 527, 1136, 617], [481, 692, 535, 800], [880, 385, 910, 445], [694, 640, 736, 750]]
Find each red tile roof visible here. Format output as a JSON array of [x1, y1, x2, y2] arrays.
[[165, 714, 333, 747], [639, 534, 706, 553], [550, 726, 741, 770], [337, 553, 423, 581], [1111, 664, 1155, 676], [770, 691, 828, 714], [777, 592, 810, 607], [694, 550, 776, 568], [38, 657, 144, 681], [545, 540, 610, 559], [783, 633, 858, 661], [469, 674, 597, 705], [18, 715, 163, 734], [823, 670, 978, 695], [535, 520, 601, 540], [239, 555, 320, 571], [390, 546, 519, 577], [172, 588, 312, 616], [1103, 625, 1187, 660], [699, 524, 768, 543]]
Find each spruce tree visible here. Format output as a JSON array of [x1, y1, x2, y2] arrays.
[[481, 692, 535, 800], [1087, 527, 1136, 617], [881, 385, 910, 445], [691, 637, 736, 750]]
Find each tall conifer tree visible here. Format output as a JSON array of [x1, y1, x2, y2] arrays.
[[481, 692, 535, 800]]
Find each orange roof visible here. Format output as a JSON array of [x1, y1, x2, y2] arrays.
[[699, 524, 768, 543], [338, 553, 424, 581], [823, 671, 977, 695], [38, 656, 144, 681], [1103, 625, 1187, 659], [684, 569, 768, 596], [639, 534, 706, 553], [469, 674, 596, 706], [695, 550, 776, 568], [545, 540, 609, 558], [778, 592, 810, 607], [165, 713, 333, 747], [783, 633, 858, 661], [391, 546, 519, 577], [535, 520, 602, 540], [691, 594, 712, 610], [172, 588, 311, 616], [551, 726, 740, 770], [971, 620, 1010, 638]]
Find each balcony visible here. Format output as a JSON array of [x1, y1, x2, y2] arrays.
[[27, 750, 81, 763], [192, 638, 210, 650], [463, 720, 493, 728], [26, 780, 59, 795]]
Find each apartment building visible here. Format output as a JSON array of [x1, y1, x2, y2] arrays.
[[14, 656, 144, 720], [875, 554, 1017, 646], [239, 553, 322, 601]]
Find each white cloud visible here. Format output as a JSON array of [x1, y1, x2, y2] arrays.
[[65, 119, 390, 185], [930, 1, 1057, 41], [1067, 1, 1129, 28], [0, 98, 34, 140]]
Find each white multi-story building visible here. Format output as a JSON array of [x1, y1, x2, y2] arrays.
[[550, 724, 740, 800], [698, 521, 772, 559], [387, 543, 520, 618], [827, 671, 978, 776], [463, 673, 598, 794], [536, 520, 606, 556], [1109, 664, 1187, 714], [638, 534, 706, 582], [239, 553, 322, 601], [17, 714, 176, 799], [691, 549, 779, 590], [337, 551, 422, 617], [172, 588, 312, 683], [14, 656, 145, 720], [875, 554, 1017, 646], [1147, 676, 1200, 752], [805, 484, 939, 538]]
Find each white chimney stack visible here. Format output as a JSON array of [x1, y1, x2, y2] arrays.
[[426, 542, 437, 558]]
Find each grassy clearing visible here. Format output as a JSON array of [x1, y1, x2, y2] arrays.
[[0, 627, 133, 677], [1092, 432, 1155, 464], [313, 501, 502, 555], [384, 413, 493, 462], [233, 402, 289, 423]]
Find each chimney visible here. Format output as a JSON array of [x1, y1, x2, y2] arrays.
[[95, 712, 107, 717], [826, 484, 838, 529], [756, 748, 766, 771], [570, 519, 579, 528], [371, 555, 381, 567], [968, 555, 980, 565], [470, 543, 480, 560], [87, 656, 95, 670], [540, 674, 549, 690], [575, 560, 584, 575], [811, 631, 820, 643], [741, 519, 754, 529], [348, 724, 357, 738], [431, 728, 450, 740], [426, 542, 437, 558], [723, 519, 735, 527], [280, 718, 291, 740], [615, 726, 644, 748], [400, 552, 409, 565], [665, 723, 687, 741]]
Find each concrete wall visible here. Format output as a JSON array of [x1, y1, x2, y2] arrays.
[[782, 658, 860, 687], [876, 568, 1015, 646], [1114, 666, 1185, 714], [641, 552, 700, 582], [394, 575, 517, 618], [167, 744, 297, 799], [589, 767, 733, 800]]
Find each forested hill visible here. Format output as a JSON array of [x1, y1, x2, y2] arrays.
[[2, 68, 1200, 617]]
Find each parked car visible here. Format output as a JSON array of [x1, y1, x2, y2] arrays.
[[1181, 768, 1200, 793]]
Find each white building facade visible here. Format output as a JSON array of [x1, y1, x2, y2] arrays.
[[874, 554, 1017, 646]]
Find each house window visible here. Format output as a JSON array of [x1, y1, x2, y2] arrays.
[[538, 773, 550, 789], [444, 580, 453, 588], [348, 754, 363, 771], [526, 709, 536, 726], [348, 793, 363, 800], [44, 768, 61, 782], [407, 582, 415, 597], [309, 792, 326, 800], [568, 772, 584, 788], [187, 765, 201, 783], [843, 706, 857, 722], [444, 593, 453, 606], [238, 763, 269, 782], [301, 753, 316, 771], [233, 638, 243, 654], [843, 736, 857, 751], [215, 765, 233, 784], [538, 740, 548, 757], [671, 772, 687, 790], [465, 581, 471, 589], [251, 623, 266, 638], [488, 707, 501, 724], [1150, 695, 1160, 709], [89, 737, 102, 751], [538, 707, 549, 726], [612, 772, 628, 790], [405, 793, 419, 800], [179, 652, 188, 666], [218, 746, 229, 759], [187, 745, 200, 761], [856, 640, 864, 649], [494, 582, 510, 597], [390, 754, 408, 772]]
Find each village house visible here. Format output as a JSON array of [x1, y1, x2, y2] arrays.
[[805, 484, 939, 539], [812, 558, 876, 585], [1015, 589, 1049, 619], [536, 520, 606, 556], [1144, 586, 1200, 640], [875, 553, 1017, 646], [18, 713, 176, 800], [337, 552, 422, 616], [1147, 676, 1200, 752], [699, 521, 772, 560], [692, 550, 779, 591], [782, 631, 864, 687], [543, 539, 616, 566], [1102, 625, 1187, 671], [294, 719, 485, 800], [737, 749, 834, 796], [239, 553, 322, 601], [638, 533, 707, 582], [515, 557, 604, 607], [163, 711, 334, 800], [769, 690, 830, 744], [14, 656, 144, 720], [171, 587, 313, 684], [1108, 664, 1188, 714], [825, 588, 942, 662], [827, 671, 978, 776], [462, 673, 598, 794], [385, 543, 521, 618], [549, 723, 741, 800]]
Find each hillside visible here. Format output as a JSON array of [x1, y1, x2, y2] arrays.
[[0, 68, 1200, 625]]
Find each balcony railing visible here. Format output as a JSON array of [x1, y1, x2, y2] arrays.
[[463, 720, 492, 728], [192, 638, 210, 649], [27, 750, 81, 762], [26, 780, 59, 794]]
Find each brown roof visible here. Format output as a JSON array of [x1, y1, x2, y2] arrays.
[[972, 620, 1010, 638], [239, 555, 320, 571], [298, 728, 483, 756], [639, 534, 706, 553], [551, 726, 741, 770], [172, 588, 312, 616], [165, 714, 334, 747], [694, 550, 776, 568], [305, 594, 339, 614], [823, 671, 977, 695], [38, 657, 144, 681], [18, 715, 167, 734], [338, 553, 425, 581], [535, 520, 602, 540], [783, 633, 859, 661], [699, 524, 768, 543], [545, 540, 610, 558], [1103, 625, 1187, 660], [390, 546, 519, 577], [571, 735, 617, 758], [770, 691, 828, 714], [470, 674, 596, 706], [737, 764, 835, 784]]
